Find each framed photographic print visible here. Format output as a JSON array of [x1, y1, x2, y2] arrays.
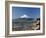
[[5, 1, 45, 37]]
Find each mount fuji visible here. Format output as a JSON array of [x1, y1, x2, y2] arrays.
[[12, 14, 34, 22]]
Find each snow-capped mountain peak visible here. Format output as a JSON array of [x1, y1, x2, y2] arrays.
[[20, 14, 29, 18]]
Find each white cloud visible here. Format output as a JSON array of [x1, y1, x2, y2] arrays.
[[20, 14, 29, 18]]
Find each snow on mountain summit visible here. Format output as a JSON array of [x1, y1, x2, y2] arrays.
[[20, 14, 29, 18]]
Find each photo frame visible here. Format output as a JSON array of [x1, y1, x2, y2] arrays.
[[5, 1, 45, 37]]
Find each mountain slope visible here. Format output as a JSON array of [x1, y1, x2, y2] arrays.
[[12, 18, 34, 23]]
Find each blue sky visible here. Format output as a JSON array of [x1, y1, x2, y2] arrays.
[[12, 7, 40, 19]]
